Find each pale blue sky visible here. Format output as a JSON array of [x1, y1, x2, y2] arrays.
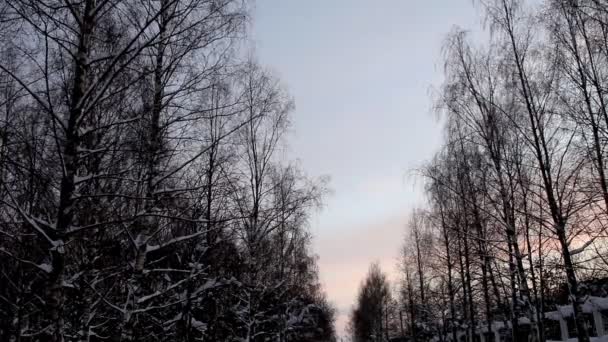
[[252, 1, 483, 336]]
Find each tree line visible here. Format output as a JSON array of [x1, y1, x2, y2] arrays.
[[0, 0, 336, 341], [350, 0, 608, 341]]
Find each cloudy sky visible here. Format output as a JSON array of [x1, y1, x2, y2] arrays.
[[251, 1, 482, 337]]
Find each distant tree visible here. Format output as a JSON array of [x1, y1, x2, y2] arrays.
[[350, 263, 392, 342]]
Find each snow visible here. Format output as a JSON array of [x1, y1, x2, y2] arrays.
[[134, 233, 149, 247], [62, 280, 75, 288], [50, 241, 66, 255], [38, 263, 53, 273], [545, 296, 608, 320], [548, 338, 608, 342], [137, 291, 161, 304], [478, 321, 506, 332], [590, 297, 608, 310], [191, 318, 207, 331], [198, 278, 219, 291], [73, 174, 95, 184], [146, 231, 205, 252], [518, 316, 531, 325], [545, 310, 562, 321]]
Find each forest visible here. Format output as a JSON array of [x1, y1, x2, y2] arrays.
[[348, 0, 608, 342], [0, 0, 336, 341]]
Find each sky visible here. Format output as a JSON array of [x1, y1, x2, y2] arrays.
[[251, 1, 483, 338]]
